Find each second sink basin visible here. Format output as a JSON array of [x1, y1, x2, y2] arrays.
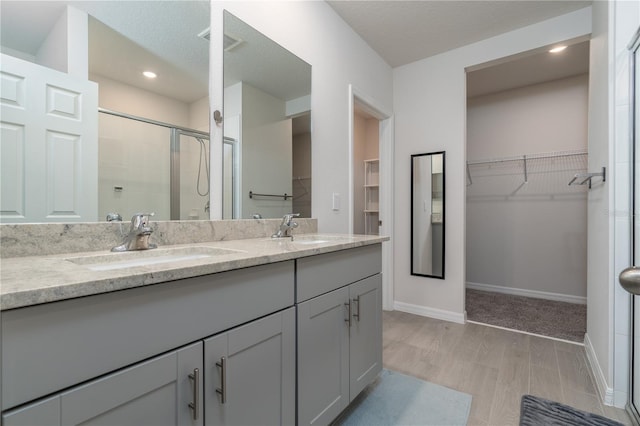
[[290, 235, 351, 245], [66, 246, 244, 271]]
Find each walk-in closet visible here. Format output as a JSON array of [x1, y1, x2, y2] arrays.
[[465, 41, 596, 342]]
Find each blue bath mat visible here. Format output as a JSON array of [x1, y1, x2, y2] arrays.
[[334, 369, 472, 426]]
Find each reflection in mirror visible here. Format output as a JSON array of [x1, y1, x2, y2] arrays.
[[223, 11, 312, 219], [0, 1, 210, 223], [411, 152, 445, 278]]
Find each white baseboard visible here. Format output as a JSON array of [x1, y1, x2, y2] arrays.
[[613, 390, 629, 409], [584, 333, 615, 406], [394, 301, 465, 324], [466, 281, 587, 305]]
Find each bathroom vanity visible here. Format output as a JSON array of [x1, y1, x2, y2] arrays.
[[0, 227, 386, 426]]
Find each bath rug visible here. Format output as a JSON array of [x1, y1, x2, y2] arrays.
[[519, 394, 623, 426], [334, 369, 472, 426]]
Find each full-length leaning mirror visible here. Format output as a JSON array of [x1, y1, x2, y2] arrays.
[[411, 152, 445, 278]]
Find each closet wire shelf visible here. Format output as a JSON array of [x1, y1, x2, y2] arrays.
[[466, 150, 598, 196]]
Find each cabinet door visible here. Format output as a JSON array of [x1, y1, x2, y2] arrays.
[[204, 307, 295, 426], [349, 274, 382, 400], [12, 342, 204, 426], [297, 287, 350, 426]]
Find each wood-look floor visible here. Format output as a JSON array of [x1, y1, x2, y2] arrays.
[[382, 310, 634, 426]]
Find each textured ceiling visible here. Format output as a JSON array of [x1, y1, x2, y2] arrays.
[[327, 0, 592, 68], [1, 1, 592, 103]]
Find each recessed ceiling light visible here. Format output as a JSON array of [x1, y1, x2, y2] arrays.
[[549, 46, 567, 53], [143, 71, 157, 79]]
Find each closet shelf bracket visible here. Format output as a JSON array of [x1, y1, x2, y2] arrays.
[[568, 167, 606, 189]]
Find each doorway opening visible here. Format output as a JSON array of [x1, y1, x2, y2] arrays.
[[464, 41, 590, 342], [353, 105, 380, 235], [348, 85, 394, 310]]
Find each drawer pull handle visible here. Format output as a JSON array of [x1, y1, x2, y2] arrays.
[[345, 301, 352, 327], [216, 356, 227, 404], [353, 295, 360, 321], [188, 368, 200, 420]]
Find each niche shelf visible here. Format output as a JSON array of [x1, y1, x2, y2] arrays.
[[364, 159, 379, 235]]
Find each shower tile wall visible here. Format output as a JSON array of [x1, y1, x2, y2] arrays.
[[98, 114, 171, 220]]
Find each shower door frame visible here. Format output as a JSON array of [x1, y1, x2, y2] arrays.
[[170, 128, 211, 220], [98, 108, 210, 221]]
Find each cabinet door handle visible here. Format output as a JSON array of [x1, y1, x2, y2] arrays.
[[188, 368, 200, 420], [353, 295, 360, 322], [216, 356, 227, 404], [345, 301, 352, 327]]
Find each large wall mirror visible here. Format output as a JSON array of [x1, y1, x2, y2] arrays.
[[411, 152, 445, 278], [1, 1, 211, 223], [223, 11, 312, 219]]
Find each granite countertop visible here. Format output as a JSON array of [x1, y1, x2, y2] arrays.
[[0, 234, 388, 311]]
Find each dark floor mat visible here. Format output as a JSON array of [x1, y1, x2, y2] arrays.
[[520, 395, 623, 426]]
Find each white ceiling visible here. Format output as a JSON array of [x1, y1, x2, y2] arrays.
[[327, 0, 592, 68], [223, 11, 312, 102], [1, 1, 592, 104], [1, 1, 210, 104], [328, 0, 591, 97], [467, 40, 590, 98]]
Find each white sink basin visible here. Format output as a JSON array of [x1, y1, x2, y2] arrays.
[[66, 246, 244, 271], [292, 240, 331, 245], [290, 235, 349, 245]]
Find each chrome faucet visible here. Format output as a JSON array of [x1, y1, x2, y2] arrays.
[[272, 213, 300, 239], [111, 213, 157, 252]]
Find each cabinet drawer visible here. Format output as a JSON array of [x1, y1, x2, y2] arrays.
[[296, 244, 381, 302], [2, 261, 294, 410]]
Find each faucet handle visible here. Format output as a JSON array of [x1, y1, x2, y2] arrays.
[[285, 213, 300, 228], [106, 212, 122, 222], [131, 212, 155, 229]]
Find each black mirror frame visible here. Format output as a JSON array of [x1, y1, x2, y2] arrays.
[[410, 151, 445, 279]]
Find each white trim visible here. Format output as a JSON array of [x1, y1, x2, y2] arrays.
[[584, 333, 615, 406], [613, 390, 629, 409], [394, 301, 465, 324], [379, 116, 394, 310], [466, 281, 587, 305], [467, 320, 584, 345]]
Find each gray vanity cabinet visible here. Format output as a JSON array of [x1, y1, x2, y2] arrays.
[[204, 307, 296, 426], [296, 245, 383, 426], [3, 342, 203, 426], [348, 274, 383, 399], [2, 261, 295, 425], [297, 286, 351, 425]]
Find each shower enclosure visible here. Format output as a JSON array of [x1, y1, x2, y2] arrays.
[[98, 109, 210, 221]]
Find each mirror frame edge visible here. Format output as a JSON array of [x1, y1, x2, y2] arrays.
[[410, 150, 445, 280]]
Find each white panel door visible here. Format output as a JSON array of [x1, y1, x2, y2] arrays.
[[0, 53, 98, 222]]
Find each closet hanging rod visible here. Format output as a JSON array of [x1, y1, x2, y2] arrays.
[[249, 191, 290, 200], [467, 150, 587, 166]]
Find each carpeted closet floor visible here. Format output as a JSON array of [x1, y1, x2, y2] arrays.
[[465, 289, 587, 342]]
